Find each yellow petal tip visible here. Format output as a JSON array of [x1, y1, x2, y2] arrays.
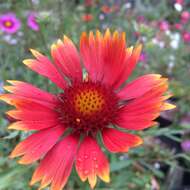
[[162, 103, 176, 110], [23, 59, 33, 66], [3, 86, 14, 92], [51, 44, 57, 50], [30, 49, 41, 58]]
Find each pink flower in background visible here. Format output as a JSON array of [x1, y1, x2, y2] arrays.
[[136, 15, 146, 23], [27, 12, 39, 31], [0, 13, 21, 34], [175, 0, 184, 5], [182, 31, 190, 43], [181, 140, 190, 152], [180, 11, 190, 24], [158, 20, 170, 31], [174, 23, 183, 30]]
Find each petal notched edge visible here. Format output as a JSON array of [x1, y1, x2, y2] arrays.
[[75, 136, 110, 189]]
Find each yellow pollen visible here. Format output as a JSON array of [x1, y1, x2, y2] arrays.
[[4, 21, 12, 27], [74, 89, 104, 115]]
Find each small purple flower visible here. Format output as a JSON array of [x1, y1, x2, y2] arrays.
[[0, 13, 21, 34], [27, 12, 39, 31], [181, 140, 190, 152], [139, 52, 148, 63]]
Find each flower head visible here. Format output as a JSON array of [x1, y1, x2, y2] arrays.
[[174, 23, 183, 30], [27, 12, 39, 31], [0, 13, 21, 34], [181, 140, 190, 152], [82, 14, 93, 22], [182, 31, 190, 43], [101, 5, 113, 14], [0, 29, 175, 190], [180, 11, 190, 24], [84, 0, 94, 7], [175, 0, 184, 5], [136, 15, 146, 23], [158, 20, 170, 31]]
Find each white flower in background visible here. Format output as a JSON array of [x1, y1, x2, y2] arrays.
[[119, 154, 128, 161], [152, 38, 165, 48], [3, 35, 18, 45], [124, 2, 132, 9], [174, 3, 183, 12], [154, 162, 160, 169], [169, 62, 175, 69], [170, 40, 179, 49], [102, 23, 109, 29], [165, 30, 171, 35], [31, 0, 39, 5], [17, 31, 23, 37], [167, 62, 175, 74], [167, 55, 175, 74], [99, 14, 105, 20], [10, 38, 17, 44], [169, 33, 180, 49], [38, 11, 52, 20], [141, 36, 147, 42]]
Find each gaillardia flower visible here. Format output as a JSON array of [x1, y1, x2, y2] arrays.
[[0, 13, 21, 34], [1, 29, 175, 190]]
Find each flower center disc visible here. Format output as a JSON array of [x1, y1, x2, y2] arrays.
[[58, 82, 118, 134], [4, 21, 13, 27], [74, 89, 104, 115]]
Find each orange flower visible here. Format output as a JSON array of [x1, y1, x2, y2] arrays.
[[0, 29, 175, 190], [82, 13, 93, 22]]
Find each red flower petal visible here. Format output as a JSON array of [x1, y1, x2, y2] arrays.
[[116, 44, 142, 87], [8, 120, 59, 131], [80, 31, 103, 82], [80, 30, 142, 89], [80, 30, 127, 88], [1, 80, 57, 109], [23, 49, 67, 89], [3, 97, 55, 111], [6, 109, 58, 122], [51, 36, 82, 81], [118, 74, 162, 100], [75, 136, 110, 189], [102, 128, 143, 153], [10, 125, 65, 164], [2, 97, 60, 131], [115, 81, 173, 130], [30, 135, 79, 190]]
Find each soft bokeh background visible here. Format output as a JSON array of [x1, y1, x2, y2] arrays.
[[0, 0, 190, 189]]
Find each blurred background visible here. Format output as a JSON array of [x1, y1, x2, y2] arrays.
[[0, 0, 190, 190]]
